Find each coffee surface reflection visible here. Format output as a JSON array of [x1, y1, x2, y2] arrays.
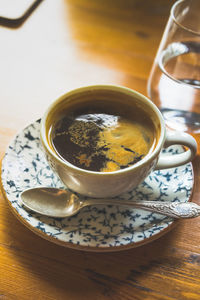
[[50, 104, 156, 172]]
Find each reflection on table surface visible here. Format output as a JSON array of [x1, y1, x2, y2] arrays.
[[1, 1, 200, 299]]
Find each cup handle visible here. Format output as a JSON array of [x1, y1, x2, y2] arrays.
[[155, 131, 197, 170]]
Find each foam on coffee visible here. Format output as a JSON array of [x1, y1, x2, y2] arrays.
[[50, 101, 157, 172]]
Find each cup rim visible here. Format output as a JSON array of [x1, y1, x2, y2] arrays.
[[171, 0, 200, 36], [40, 85, 166, 176]]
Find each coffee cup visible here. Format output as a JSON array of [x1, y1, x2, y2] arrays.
[[40, 85, 197, 198]]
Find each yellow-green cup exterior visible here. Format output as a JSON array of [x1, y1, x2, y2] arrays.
[[40, 85, 197, 198]]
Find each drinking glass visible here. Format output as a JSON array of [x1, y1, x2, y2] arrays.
[[147, 0, 200, 133]]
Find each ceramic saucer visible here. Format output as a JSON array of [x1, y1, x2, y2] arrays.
[[1, 120, 194, 251]]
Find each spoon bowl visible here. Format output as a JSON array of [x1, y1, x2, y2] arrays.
[[21, 188, 83, 218], [20, 187, 200, 219]]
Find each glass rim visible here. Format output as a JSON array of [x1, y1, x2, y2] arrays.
[[171, 0, 200, 36]]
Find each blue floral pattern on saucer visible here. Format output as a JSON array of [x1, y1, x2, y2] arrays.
[[1, 120, 194, 251]]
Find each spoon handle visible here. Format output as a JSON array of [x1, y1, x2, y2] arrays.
[[84, 199, 200, 219]]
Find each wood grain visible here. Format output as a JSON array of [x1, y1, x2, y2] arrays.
[[1, 0, 200, 299]]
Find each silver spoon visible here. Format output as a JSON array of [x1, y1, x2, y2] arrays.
[[20, 187, 200, 219]]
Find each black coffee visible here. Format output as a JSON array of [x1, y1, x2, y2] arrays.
[[50, 102, 157, 172]]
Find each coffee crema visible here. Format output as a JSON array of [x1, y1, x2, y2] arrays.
[[50, 101, 157, 172]]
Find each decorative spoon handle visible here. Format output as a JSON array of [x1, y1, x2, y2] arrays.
[[84, 199, 200, 219], [131, 201, 200, 219]]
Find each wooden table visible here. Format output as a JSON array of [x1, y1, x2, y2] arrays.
[[1, 1, 200, 299]]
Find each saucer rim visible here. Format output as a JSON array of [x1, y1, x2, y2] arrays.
[[0, 178, 180, 252]]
